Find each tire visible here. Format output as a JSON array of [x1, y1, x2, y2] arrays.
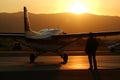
[[30, 54, 36, 63], [110, 48, 115, 52], [63, 54, 68, 64]]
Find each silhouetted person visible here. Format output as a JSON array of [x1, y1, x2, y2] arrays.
[[85, 32, 99, 70]]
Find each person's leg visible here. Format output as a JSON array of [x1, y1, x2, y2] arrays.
[[88, 54, 93, 69], [93, 53, 97, 70]]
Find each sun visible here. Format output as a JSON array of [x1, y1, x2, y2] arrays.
[[67, 2, 89, 14]]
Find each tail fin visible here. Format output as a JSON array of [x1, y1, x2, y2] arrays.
[[24, 6, 31, 32]]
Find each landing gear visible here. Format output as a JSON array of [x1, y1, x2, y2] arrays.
[[29, 52, 68, 64], [30, 53, 36, 63], [62, 54, 68, 64]]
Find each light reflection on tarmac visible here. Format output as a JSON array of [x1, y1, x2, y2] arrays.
[[0, 56, 120, 71]]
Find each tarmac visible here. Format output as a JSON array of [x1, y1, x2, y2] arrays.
[[0, 51, 120, 80]]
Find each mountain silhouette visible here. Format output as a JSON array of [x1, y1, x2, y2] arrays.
[[0, 12, 120, 33]]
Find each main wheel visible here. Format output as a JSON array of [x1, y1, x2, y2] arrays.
[[110, 48, 115, 52], [30, 53, 36, 63], [62, 54, 68, 64]]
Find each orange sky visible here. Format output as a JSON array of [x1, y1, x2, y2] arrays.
[[0, 0, 120, 16]]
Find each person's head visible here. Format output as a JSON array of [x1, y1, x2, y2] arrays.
[[89, 32, 94, 38]]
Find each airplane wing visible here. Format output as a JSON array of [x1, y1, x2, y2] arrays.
[[0, 33, 25, 37], [53, 31, 120, 39], [0, 31, 119, 40]]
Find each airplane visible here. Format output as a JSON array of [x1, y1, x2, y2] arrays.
[[0, 6, 120, 64], [106, 41, 120, 52]]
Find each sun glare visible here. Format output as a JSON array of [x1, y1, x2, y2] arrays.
[[67, 2, 89, 14]]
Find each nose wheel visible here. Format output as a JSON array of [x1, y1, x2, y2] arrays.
[[62, 54, 68, 64], [30, 53, 36, 63]]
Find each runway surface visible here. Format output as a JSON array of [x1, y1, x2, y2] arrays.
[[0, 52, 120, 80], [0, 56, 120, 71]]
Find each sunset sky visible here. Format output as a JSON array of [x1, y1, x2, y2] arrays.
[[0, 0, 120, 16]]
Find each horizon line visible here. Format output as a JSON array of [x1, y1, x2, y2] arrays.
[[0, 11, 120, 17]]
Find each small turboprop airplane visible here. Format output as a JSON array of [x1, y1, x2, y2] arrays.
[[106, 41, 120, 52], [0, 6, 120, 64]]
